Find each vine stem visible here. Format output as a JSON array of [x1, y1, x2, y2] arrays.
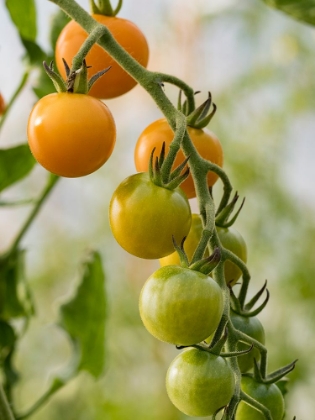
[[0, 383, 15, 420], [7, 175, 59, 256], [0, 72, 29, 134]]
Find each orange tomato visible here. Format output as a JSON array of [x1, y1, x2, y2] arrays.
[[27, 93, 116, 177], [0, 93, 5, 115], [55, 14, 149, 99], [134, 119, 223, 199]]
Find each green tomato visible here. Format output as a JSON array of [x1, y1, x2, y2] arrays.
[[231, 311, 265, 373], [217, 226, 247, 286], [236, 376, 285, 420], [109, 172, 191, 259], [139, 266, 224, 346], [166, 348, 235, 417]]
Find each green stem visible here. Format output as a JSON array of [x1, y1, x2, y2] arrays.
[[0, 383, 15, 420], [16, 378, 65, 420], [0, 72, 29, 134], [8, 175, 59, 255], [240, 391, 273, 420]]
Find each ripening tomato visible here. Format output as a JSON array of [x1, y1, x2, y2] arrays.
[[230, 311, 265, 373], [109, 172, 192, 259], [139, 265, 224, 345], [134, 119, 223, 199], [217, 226, 247, 286], [166, 348, 235, 416], [27, 93, 116, 177], [0, 93, 5, 115], [236, 376, 285, 420], [55, 14, 149, 99]]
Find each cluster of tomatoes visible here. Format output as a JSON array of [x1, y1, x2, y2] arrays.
[[25, 7, 286, 420]]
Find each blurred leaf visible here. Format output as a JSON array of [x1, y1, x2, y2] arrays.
[[262, 0, 315, 26], [5, 0, 37, 41], [0, 250, 34, 320], [21, 39, 46, 67], [59, 251, 107, 378], [0, 145, 36, 193], [0, 321, 16, 350], [49, 9, 71, 51]]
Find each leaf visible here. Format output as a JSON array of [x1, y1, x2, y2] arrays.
[[262, 0, 315, 26], [59, 251, 107, 378], [0, 144, 36, 193], [49, 9, 71, 51], [0, 250, 34, 320], [21, 39, 46, 67], [5, 0, 37, 41], [0, 321, 16, 350]]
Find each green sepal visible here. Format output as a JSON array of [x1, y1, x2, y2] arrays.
[[215, 191, 245, 228], [70, 60, 90, 94], [94, 0, 123, 16], [231, 280, 270, 317], [253, 358, 298, 384], [43, 61, 66, 93], [171, 236, 189, 268], [189, 247, 221, 275], [186, 92, 217, 129], [88, 66, 111, 92]]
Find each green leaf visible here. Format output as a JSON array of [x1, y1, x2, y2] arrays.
[[59, 251, 107, 378], [0, 144, 36, 193], [49, 9, 71, 51], [5, 0, 37, 41], [262, 0, 315, 26], [0, 321, 16, 350], [21, 39, 46, 66], [0, 250, 34, 320]]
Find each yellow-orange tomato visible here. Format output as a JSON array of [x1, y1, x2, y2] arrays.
[[134, 119, 223, 199], [55, 14, 149, 99], [0, 93, 5, 115], [27, 93, 116, 177]]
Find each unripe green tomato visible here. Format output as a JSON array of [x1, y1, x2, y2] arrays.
[[217, 226, 247, 286], [109, 172, 192, 259], [230, 311, 265, 373], [166, 348, 235, 417], [139, 266, 224, 346], [236, 376, 285, 420]]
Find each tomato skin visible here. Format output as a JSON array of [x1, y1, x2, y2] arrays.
[[160, 214, 207, 266], [236, 376, 285, 420], [27, 93, 116, 177], [55, 14, 149, 99], [139, 265, 224, 345], [0, 93, 5, 115], [109, 173, 192, 259], [134, 119, 223, 199], [166, 348, 235, 416], [217, 226, 247, 286], [230, 311, 265, 373]]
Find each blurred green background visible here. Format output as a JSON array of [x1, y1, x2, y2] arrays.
[[0, 0, 315, 418]]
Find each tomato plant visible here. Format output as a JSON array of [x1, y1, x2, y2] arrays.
[[230, 311, 265, 372], [27, 92, 116, 177], [166, 347, 235, 416], [236, 376, 285, 420], [217, 226, 247, 286], [55, 14, 149, 99], [109, 172, 192, 259], [139, 265, 224, 345], [134, 118, 223, 199]]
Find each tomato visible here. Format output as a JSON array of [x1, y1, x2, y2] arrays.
[[55, 14, 149, 99], [159, 213, 209, 266], [134, 119, 223, 199], [230, 311, 265, 373], [109, 173, 191, 259], [159, 215, 247, 286], [0, 93, 5, 115], [236, 376, 285, 420], [217, 226, 247, 286], [166, 348, 235, 416], [27, 93, 116, 177], [139, 265, 224, 345]]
